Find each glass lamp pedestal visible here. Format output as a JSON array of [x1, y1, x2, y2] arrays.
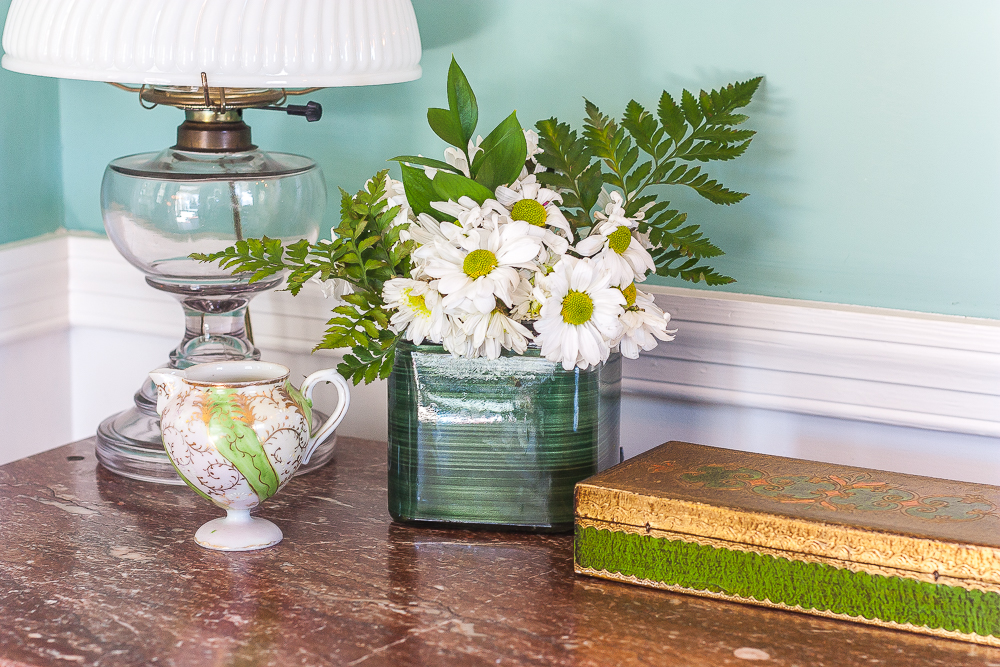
[[96, 134, 329, 484], [95, 280, 337, 483]]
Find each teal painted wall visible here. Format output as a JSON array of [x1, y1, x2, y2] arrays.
[[0, 0, 63, 245], [53, 1, 1000, 319]]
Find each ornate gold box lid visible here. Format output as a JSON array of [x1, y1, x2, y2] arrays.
[[575, 442, 1000, 586]]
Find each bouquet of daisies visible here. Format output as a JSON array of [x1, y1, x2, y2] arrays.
[[199, 59, 761, 384]]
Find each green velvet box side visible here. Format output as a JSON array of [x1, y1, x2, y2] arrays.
[[575, 525, 1000, 641]]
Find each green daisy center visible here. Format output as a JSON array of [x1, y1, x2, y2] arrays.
[[405, 290, 430, 317], [463, 248, 499, 279], [561, 290, 594, 326], [607, 225, 633, 254], [510, 199, 548, 227], [621, 282, 637, 307]]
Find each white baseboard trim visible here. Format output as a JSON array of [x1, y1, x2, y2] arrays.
[[0, 233, 70, 344], [2, 233, 998, 438]]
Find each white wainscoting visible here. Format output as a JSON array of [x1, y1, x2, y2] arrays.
[[0, 232, 69, 344], [637, 290, 1000, 438], [2, 233, 1000, 471], [55, 234, 1000, 438]]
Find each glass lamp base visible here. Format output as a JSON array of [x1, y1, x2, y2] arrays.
[[95, 407, 338, 484], [94, 283, 338, 483]]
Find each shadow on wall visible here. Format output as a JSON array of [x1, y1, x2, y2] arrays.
[[411, 0, 500, 49], [0, 64, 64, 245], [651, 75, 800, 295], [266, 0, 505, 213]]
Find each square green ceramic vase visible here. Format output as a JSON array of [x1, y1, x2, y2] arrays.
[[387, 342, 621, 532]]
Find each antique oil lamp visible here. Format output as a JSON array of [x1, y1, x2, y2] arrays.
[[1, 0, 422, 482]]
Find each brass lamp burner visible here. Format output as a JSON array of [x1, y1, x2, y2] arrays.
[[109, 73, 323, 153], [139, 85, 288, 110]]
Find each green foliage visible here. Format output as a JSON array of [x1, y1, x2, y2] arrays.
[[426, 57, 478, 150], [193, 170, 412, 385], [432, 170, 495, 205], [470, 111, 528, 191], [197, 65, 765, 383], [389, 155, 462, 175], [534, 118, 602, 233], [446, 56, 479, 147], [538, 76, 762, 284], [393, 57, 527, 221]]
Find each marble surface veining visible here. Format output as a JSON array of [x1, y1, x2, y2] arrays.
[[2, 438, 1000, 666]]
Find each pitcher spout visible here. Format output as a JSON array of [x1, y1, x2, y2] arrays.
[[148, 368, 186, 416]]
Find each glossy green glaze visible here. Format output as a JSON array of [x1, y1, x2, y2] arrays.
[[388, 343, 621, 531]]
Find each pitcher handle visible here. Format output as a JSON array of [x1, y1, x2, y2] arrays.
[[300, 369, 351, 465]]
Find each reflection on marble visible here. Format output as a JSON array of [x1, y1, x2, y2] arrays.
[[2, 437, 1000, 666]]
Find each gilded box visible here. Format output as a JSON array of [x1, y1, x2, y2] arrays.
[[574, 441, 1000, 645]]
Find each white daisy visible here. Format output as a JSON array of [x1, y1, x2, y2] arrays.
[[421, 221, 543, 314], [431, 197, 508, 233], [514, 128, 547, 179], [495, 174, 574, 243], [383, 177, 410, 228], [460, 308, 533, 359], [613, 284, 677, 358], [402, 212, 448, 248], [524, 128, 542, 162], [382, 278, 447, 345], [313, 276, 354, 302], [533, 257, 626, 370], [509, 273, 543, 322], [422, 137, 484, 179], [575, 191, 655, 287], [442, 319, 475, 358], [410, 199, 506, 279]]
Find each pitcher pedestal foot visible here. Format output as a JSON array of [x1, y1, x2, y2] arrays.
[[194, 510, 282, 551]]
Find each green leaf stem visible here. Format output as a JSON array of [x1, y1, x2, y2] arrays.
[[432, 170, 495, 206], [446, 56, 478, 147], [470, 111, 527, 191]]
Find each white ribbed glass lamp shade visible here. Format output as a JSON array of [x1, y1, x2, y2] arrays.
[[1, 0, 421, 87]]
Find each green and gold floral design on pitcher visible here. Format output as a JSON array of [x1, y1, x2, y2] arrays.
[[151, 361, 351, 551]]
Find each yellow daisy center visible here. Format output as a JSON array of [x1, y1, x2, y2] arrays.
[[463, 248, 499, 279], [510, 199, 548, 227], [607, 225, 633, 254], [405, 290, 430, 317], [561, 290, 594, 326], [620, 282, 637, 307]]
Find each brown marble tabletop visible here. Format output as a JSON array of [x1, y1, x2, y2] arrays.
[[2, 438, 1000, 667]]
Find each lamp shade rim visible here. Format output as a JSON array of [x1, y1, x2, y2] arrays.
[[1, 0, 422, 88], [0, 55, 422, 88]]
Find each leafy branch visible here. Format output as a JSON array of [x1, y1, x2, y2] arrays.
[[391, 57, 528, 222], [536, 76, 762, 284], [193, 170, 413, 385], [533, 118, 602, 234]]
